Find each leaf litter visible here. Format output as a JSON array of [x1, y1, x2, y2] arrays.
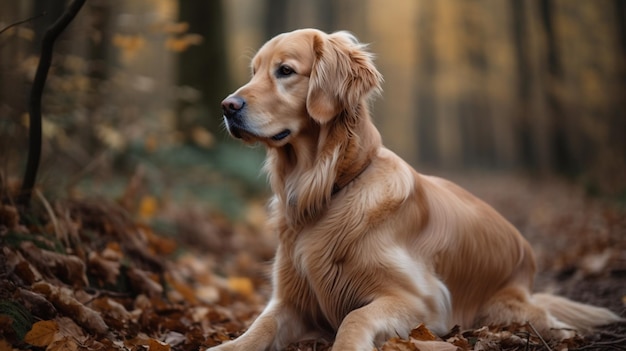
[[0, 173, 625, 350]]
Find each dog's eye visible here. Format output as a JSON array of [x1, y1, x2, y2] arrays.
[[276, 65, 295, 78]]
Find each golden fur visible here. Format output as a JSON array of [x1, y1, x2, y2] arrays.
[[211, 29, 621, 351]]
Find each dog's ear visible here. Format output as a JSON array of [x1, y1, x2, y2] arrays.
[[307, 31, 383, 124]]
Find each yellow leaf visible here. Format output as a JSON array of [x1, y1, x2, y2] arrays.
[[24, 320, 59, 347], [139, 196, 158, 220], [227, 277, 254, 298], [148, 338, 171, 351], [163, 21, 189, 34]]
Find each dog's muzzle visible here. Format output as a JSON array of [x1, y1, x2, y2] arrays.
[[221, 95, 248, 139], [221, 95, 291, 142]]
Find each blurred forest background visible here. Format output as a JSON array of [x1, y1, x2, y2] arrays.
[[1, 0, 625, 219]]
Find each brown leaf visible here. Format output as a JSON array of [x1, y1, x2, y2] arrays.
[[411, 340, 458, 351], [48, 336, 78, 351], [88, 250, 121, 285], [20, 242, 88, 287], [4, 247, 43, 285], [127, 267, 163, 297], [148, 338, 171, 351], [0, 339, 12, 351], [24, 320, 59, 347], [382, 337, 418, 351], [167, 274, 198, 304], [18, 288, 57, 319], [32, 282, 108, 335], [410, 324, 437, 341], [0, 204, 20, 228]]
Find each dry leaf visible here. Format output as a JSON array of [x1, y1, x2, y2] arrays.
[[167, 276, 198, 303], [127, 267, 163, 297], [20, 242, 88, 287], [88, 250, 121, 286], [0, 204, 20, 228], [148, 338, 171, 351], [18, 288, 56, 320], [382, 337, 418, 351], [227, 277, 254, 298], [162, 331, 186, 347], [32, 282, 108, 335], [0, 339, 12, 351], [48, 336, 78, 351], [24, 320, 58, 347], [410, 323, 437, 341], [412, 340, 459, 351], [139, 196, 158, 220]]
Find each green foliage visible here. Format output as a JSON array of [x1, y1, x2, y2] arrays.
[[3, 231, 65, 253], [0, 300, 34, 341], [73, 140, 267, 219]]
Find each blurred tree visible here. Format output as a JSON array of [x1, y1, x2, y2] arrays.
[[539, 0, 573, 175], [511, 0, 535, 169], [264, 0, 289, 37], [414, 1, 438, 166], [177, 0, 230, 137]]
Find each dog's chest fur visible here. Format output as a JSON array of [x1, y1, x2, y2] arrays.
[[274, 211, 371, 332], [271, 159, 416, 332]]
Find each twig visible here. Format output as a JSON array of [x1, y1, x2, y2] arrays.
[[17, 0, 86, 211], [0, 12, 45, 35], [527, 321, 553, 351], [573, 339, 626, 350], [35, 189, 66, 246]]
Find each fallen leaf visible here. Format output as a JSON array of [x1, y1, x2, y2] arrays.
[[24, 320, 58, 347], [32, 282, 108, 335], [88, 251, 121, 285], [20, 242, 88, 287], [162, 331, 186, 347], [227, 277, 254, 298], [127, 267, 163, 297], [48, 336, 78, 351], [0, 339, 12, 351], [410, 323, 437, 341], [412, 340, 458, 351], [139, 196, 158, 220], [382, 337, 417, 351], [18, 288, 56, 320], [148, 338, 171, 351]]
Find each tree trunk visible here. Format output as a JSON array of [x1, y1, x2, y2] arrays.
[[177, 0, 229, 136]]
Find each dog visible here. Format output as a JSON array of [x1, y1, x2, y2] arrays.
[[211, 28, 622, 351]]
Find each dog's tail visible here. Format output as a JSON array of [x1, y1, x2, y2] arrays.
[[533, 293, 623, 334]]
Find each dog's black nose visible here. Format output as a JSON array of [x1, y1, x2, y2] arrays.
[[221, 96, 245, 119]]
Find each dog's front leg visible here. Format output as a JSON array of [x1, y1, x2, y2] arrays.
[[331, 295, 434, 351], [207, 299, 306, 351]]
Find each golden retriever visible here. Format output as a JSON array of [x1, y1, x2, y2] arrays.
[[211, 28, 621, 351]]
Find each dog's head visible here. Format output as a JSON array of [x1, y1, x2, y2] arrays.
[[221, 28, 383, 147]]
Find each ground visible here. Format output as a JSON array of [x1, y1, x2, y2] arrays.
[[0, 171, 624, 351]]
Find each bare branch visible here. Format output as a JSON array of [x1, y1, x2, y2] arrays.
[[17, 0, 86, 210], [0, 12, 45, 36]]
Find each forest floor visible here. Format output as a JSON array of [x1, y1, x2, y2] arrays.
[[0, 171, 625, 351]]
